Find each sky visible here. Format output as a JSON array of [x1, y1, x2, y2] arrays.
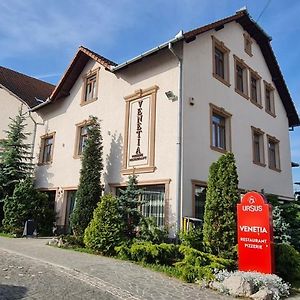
[[0, 0, 299, 191]]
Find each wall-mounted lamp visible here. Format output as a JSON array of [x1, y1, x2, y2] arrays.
[[165, 91, 178, 102]]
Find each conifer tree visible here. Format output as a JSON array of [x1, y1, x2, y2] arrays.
[[119, 174, 144, 239], [70, 116, 103, 236], [203, 152, 239, 259], [0, 109, 33, 198]]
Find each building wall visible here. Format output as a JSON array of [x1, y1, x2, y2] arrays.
[[182, 21, 293, 218], [34, 49, 180, 227]]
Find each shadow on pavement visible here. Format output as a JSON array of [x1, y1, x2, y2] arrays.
[[0, 284, 27, 299]]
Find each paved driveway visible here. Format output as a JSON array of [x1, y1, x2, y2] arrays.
[[0, 237, 234, 299]]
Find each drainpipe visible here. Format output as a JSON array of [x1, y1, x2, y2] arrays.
[[168, 41, 183, 233]]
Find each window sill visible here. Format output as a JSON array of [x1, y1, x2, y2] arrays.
[[268, 166, 281, 173], [253, 161, 266, 167], [213, 73, 231, 87], [80, 97, 98, 107], [250, 99, 263, 109], [235, 88, 249, 100], [265, 109, 276, 118], [210, 145, 227, 154]]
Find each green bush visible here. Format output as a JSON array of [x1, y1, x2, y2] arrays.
[[179, 227, 203, 251], [115, 241, 181, 265], [84, 194, 124, 255], [275, 243, 300, 283], [137, 217, 168, 244], [174, 245, 235, 282], [59, 235, 84, 248]]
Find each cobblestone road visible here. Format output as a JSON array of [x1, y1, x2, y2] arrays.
[[0, 237, 234, 300]]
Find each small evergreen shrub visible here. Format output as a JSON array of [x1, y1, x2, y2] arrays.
[[84, 194, 124, 255], [179, 227, 203, 251], [275, 243, 300, 283], [137, 217, 168, 244]]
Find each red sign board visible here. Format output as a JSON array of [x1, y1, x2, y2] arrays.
[[237, 191, 274, 274]]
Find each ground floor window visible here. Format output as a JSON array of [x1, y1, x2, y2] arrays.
[[116, 184, 165, 227], [193, 183, 207, 222], [65, 190, 77, 233]]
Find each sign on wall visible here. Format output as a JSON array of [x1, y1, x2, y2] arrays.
[[122, 86, 158, 174], [237, 191, 274, 274]]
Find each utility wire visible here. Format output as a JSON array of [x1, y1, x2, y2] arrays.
[[256, 0, 272, 22]]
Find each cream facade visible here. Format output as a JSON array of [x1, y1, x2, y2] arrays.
[[32, 10, 299, 233]]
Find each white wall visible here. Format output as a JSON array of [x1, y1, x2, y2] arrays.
[[182, 22, 293, 217]]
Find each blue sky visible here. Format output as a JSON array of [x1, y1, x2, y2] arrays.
[[0, 0, 299, 190]]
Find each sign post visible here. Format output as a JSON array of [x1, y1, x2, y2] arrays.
[[237, 191, 274, 274]]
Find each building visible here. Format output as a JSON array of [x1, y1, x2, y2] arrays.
[[0, 66, 54, 221], [31, 9, 299, 233]]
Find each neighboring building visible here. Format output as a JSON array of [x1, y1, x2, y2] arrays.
[[31, 10, 299, 233], [0, 66, 55, 221]]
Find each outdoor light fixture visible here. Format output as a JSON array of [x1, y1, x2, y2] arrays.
[[165, 91, 178, 101]]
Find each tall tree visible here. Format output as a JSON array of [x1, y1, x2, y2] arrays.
[[119, 174, 144, 239], [70, 116, 103, 236], [203, 152, 239, 259], [0, 109, 33, 198]]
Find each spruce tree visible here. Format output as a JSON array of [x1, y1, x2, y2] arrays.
[[70, 116, 103, 236], [203, 152, 239, 259], [0, 109, 33, 198], [119, 174, 144, 239]]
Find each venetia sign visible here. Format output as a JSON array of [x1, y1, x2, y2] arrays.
[[237, 191, 274, 274]]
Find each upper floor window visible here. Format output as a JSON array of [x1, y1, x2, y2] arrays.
[[249, 70, 262, 108], [210, 103, 232, 153], [212, 36, 230, 87], [267, 135, 280, 171], [39, 133, 55, 165], [234, 56, 248, 99], [81, 69, 99, 105], [244, 33, 253, 56], [251, 127, 265, 167], [264, 81, 275, 117]]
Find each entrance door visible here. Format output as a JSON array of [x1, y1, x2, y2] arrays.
[[65, 190, 77, 233]]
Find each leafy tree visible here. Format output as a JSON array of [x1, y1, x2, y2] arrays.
[[0, 109, 33, 199], [3, 177, 55, 235], [203, 152, 239, 259], [272, 205, 291, 244], [70, 116, 103, 236], [119, 175, 144, 239], [84, 194, 124, 255]]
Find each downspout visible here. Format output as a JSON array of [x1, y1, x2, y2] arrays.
[[168, 41, 183, 233]]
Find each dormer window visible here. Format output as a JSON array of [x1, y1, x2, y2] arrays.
[[81, 69, 98, 105], [244, 33, 253, 56]]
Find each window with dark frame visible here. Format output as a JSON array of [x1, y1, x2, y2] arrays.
[[194, 185, 206, 221], [212, 113, 226, 150], [267, 136, 280, 171], [251, 128, 265, 166], [236, 64, 244, 93], [244, 33, 253, 56], [84, 73, 97, 102], [265, 88, 271, 112], [214, 47, 225, 79], [250, 76, 258, 103], [40, 134, 54, 164]]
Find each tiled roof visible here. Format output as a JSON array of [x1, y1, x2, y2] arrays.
[[0, 66, 55, 108]]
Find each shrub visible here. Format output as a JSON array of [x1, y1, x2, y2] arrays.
[[275, 243, 300, 283], [203, 153, 239, 259], [115, 241, 181, 265], [137, 217, 168, 244], [179, 227, 203, 251], [84, 194, 124, 255]]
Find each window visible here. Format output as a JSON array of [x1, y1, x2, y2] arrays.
[[251, 127, 265, 166], [81, 69, 98, 105], [74, 121, 90, 158], [264, 81, 275, 116], [212, 36, 230, 86], [210, 103, 232, 153], [244, 33, 253, 56], [39, 133, 55, 164], [267, 135, 280, 171], [192, 182, 207, 221], [234, 56, 248, 99], [249, 70, 262, 107]]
